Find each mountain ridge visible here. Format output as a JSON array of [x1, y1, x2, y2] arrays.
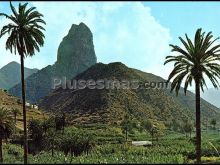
[[0, 61, 38, 90], [39, 62, 220, 127]]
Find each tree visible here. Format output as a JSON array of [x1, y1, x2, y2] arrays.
[[0, 2, 46, 163], [55, 114, 65, 132], [205, 118, 208, 133], [41, 116, 55, 134], [172, 119, 181, 132], [58, 130, 95, 159], [210, 119, 217, 130], [28, 119, 43, 143], [152, 122, 166, 142], [11, 108, 21, 134], [182, 120, 194, 138], [61, 112, 66, 134], [142, 120, 153, 142], [120, 114, 134, 142], [43, 128, 58, 157], [164, 28, 220, 163], [28, 119, 44, 154], [142, 120, 153, 132], [0, 107, 14, 163]]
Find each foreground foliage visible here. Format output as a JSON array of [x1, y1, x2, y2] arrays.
[[3, 126, 220, 164]]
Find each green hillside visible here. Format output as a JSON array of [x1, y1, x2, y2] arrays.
[[0, 89, 46, 130], [39, 62, 220, 127]]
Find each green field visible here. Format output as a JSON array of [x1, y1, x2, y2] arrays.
[[2, 124, 220, 164]]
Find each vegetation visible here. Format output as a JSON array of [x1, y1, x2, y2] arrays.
[[120, 114, 135, 142], [210, 119, 217, 130], [0, 2, 46, 164], [0, 2, 220, 164], [0, 96, 219, 164], [182, 120, 194, 138], [164, 28, 220, 163], [0, 89, 46, 130], [39, 62, 220, 128], [11, 108, 21, 133], [1, 121, 220, 164], [0, 107, 14, 163]]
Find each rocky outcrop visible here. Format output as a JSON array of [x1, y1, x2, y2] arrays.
[[55, 22, 97, 78], [9, 22, 97, 104]]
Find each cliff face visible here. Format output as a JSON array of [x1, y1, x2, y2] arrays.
[[56, 22, 97, 78], [9, 22, 97, 103]]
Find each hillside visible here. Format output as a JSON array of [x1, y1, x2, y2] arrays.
[[0, 89, 46, 130], [9, 22, 97, 103], [198, 88, 220, 108], [0, 61, 38, 90], [39, 62, 220, 127]]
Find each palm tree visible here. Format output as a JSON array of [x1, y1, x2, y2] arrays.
[[0, 107, 14, 163], [11, 108, 21, 133], [120, 114, 133, 142], [164, 28, 220, 163], [182, 120, 193, 138], [0, 2, 46, 164]]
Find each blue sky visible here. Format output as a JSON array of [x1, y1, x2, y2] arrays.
[[1, 1, 220, 90], [144, 2, 220, 42]]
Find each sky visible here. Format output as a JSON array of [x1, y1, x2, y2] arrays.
[[1, 1, 220, 91]]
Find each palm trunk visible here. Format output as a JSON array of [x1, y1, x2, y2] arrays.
[[20, 55, 28, 164], [195, 79, 201, 163], [0, 138, 3, 163]]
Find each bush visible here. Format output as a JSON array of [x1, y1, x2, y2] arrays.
[[7, 144, 23, 157]]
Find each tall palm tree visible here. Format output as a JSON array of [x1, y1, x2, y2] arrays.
[[11, 108, 21, 133], [0, 2, 46, 164], [164, 28, 220, 163], [0, 107, 14, 163]]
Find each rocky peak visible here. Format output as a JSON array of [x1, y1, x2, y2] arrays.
[[56, 22, 97, 78], [8, 22, 97, 103]]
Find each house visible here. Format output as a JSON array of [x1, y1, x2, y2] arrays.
[[33, 105, 38, 110], [25, 102, 31, 107]]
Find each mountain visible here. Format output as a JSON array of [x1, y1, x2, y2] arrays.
[[0, 89, 45, 130], [39, 62, 220, 126], [199, 88, 220, 108], [0, 61, 38, 90], [9, 22, 97, 103]]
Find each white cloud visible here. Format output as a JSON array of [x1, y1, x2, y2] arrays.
[[0, 2, 172, 79]]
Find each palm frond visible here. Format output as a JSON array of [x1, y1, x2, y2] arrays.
[[0, 2, 46, 57], [165, 28, 220, 94]]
